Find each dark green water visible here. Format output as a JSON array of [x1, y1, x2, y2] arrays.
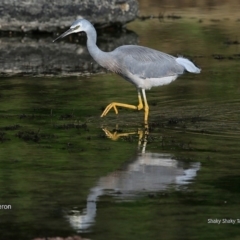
[[0, 16, 240, 240]]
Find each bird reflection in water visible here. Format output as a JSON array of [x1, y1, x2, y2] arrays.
[[65, 125, 200, 232]]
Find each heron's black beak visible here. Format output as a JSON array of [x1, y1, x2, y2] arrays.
[[53, 28, 75, 42]]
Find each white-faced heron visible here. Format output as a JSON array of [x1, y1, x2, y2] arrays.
[[53, 19, 201, 124]]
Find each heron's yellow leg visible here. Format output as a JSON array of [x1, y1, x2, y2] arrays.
[[101, 90, 144, 117], [137, 90, 144, 110], [141, 89, 149, 124]]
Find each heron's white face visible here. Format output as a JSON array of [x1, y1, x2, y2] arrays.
[[53, 19, 86, 42]]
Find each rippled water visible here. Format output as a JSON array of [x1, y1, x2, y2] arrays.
[[1, 2, 240, 240]]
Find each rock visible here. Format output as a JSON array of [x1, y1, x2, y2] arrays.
[[0, 30, 138, 76], [0, 0, 139, 32]]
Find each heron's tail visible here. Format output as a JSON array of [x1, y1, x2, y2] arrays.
[[176, 57, 201, 73]]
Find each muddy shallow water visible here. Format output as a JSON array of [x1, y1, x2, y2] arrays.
[[0, 2, 240, 240]]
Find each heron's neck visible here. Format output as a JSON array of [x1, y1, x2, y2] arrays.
[[86, 25, 106, 65]]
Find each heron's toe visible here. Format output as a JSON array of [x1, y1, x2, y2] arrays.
[[101, 102, 119, 117]]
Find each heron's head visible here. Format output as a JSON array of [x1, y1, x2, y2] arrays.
[[53, 19, 91, 42]]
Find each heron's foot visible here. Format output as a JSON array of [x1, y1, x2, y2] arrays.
[[101, 102, 138, 117]]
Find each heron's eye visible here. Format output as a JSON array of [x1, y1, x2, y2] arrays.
[[73, 26, 80, 30]]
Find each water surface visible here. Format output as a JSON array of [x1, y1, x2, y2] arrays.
[[0, 2, 240, 240]]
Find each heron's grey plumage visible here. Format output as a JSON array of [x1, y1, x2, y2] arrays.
[[109, 45, 184, 78]]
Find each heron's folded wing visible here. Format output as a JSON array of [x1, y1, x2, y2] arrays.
[[113, 45, 184, 79]]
